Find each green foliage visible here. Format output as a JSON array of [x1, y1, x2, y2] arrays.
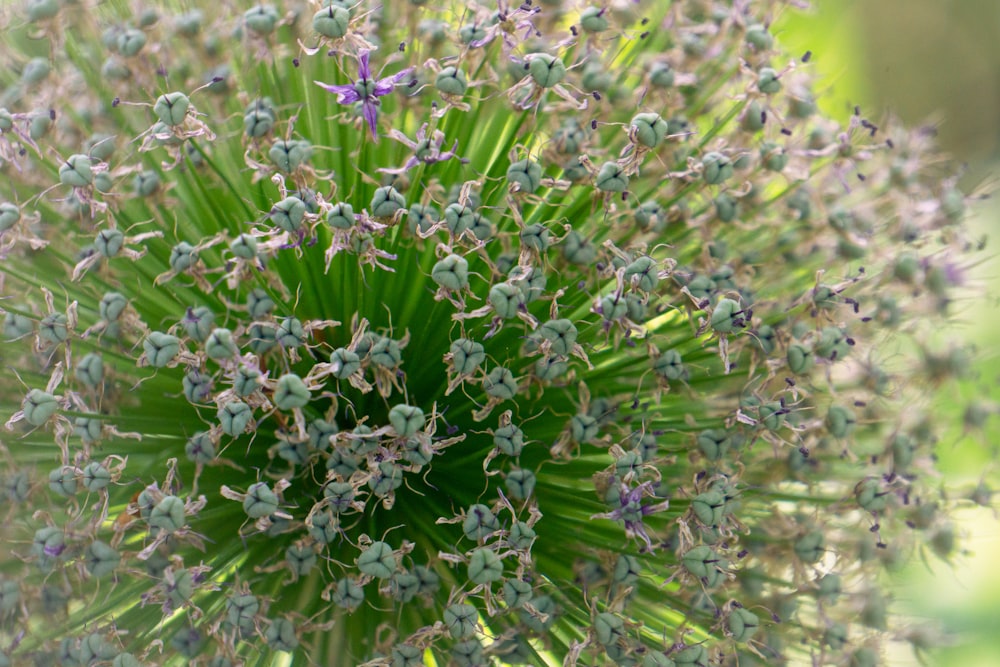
[[0, 0, 991, 665]]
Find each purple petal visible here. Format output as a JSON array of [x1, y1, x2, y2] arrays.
[[358, 50, 372, 81], [362, 101, 379, 140], [315, 81, 361, 105]]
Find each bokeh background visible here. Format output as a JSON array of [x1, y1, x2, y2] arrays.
[[777, 2, 1000, 666]]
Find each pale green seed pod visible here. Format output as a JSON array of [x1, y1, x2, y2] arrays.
[[154, 92, 190, 126], [674, 645, 708, 667], [225, 592, 259, 632], [73, 353, 103, 388], [286, 544, 317, 577], [113, 654, 141, 667], [642, 651, 676, 667], [692, 490, 726, 527], [595, 161, 629, 192], [507, 158, 542, 194], [494, 422, 525, 456], [728, 608, 759, 642], [569, 413, 599, 443], [24, 389, 59, 427], [711, 298, 743, 334], [388, 404, 424, 437], [824, 623, 848, 649], [185, 432, 216, 465], [508, 521, 536, 550], [653, 349, 686, 381], [594, 611, 624, 646], [502, 578, 533, 608], [99, 292, 128, 321], [313, 5, 349, 38], [483, 367, 517, 400], [701, 151, 733, 184], [431, 254, 469, 291], [825, 405, 856, 438], [270, 196, 306, 232], [371, 185, 406, 218], [117, 29, 147, 57], [444, 603, 478, 638], [326, 202, 355, 229], [218, 401, 252, 436], [527, 53, 566, 88], [59, 154, 94, 187], [358, 541, 397, 579], [696, 429, 730, 461], [450, 338, 486, 376], [855, 478, 889, 512], [274, 374, 310, 410], [467, 547, 503, 585], [265, 617, 298, 652], [436, 66, 468, 96], [757, 67, 782, 94], [230, 234, 259, 260], [84, 541, 119, 577], [243, 482, 279, 518], [333, 578, 365, 610], [133, 170, 160, 196], [269, 139, 312, 172], [624, 256, 659, 291], [244, 5, 280, 35], [204, 328, 238, 360], [520, 223, 550, 253], [538, 318, 577, 356], [786, 343, 814, 375], [631, 112, 669, 148], [149, 495, 186, 532], [81, 461, 111, 492], [0, 202, 20, 232], [4, 311, 33, 340], [182, 369, 213, 403], [48, 467, 77, 497], [488, 283, 524, 319], [95, 228, 125, 258], [794, 530, 825, 563], [505, 468, 536, 500], [144, 332, 181, 367], [169, 242, 197, 272], [369, 461, 403, 497]]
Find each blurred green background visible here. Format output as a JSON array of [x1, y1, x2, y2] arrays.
[[778, 3, 1000, 666]]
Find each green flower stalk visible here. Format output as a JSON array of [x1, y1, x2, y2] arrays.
[[0, 1, 991, 665]]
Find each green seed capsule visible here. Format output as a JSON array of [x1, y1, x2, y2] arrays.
[[467, 547, 503, 585], [527, 53, 566, 88], [149, 495, 186, 532], [59, 154, 94, 187], [358, 541, 397, 579], [507, 158, 542, 194], [274, 374, 311, 410], [313, 5, 349, 38], [154, 92, 190, 126], [432, 254, 470, 291]]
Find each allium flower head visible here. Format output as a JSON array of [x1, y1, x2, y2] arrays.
[[0, 0, 993, 666]]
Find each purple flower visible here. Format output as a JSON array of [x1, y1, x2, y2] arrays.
[[315, 51, 413, 140]]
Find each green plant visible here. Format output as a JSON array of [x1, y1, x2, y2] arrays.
[[0, 0, 991, 665]]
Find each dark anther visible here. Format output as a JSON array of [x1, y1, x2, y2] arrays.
[[592, 91, 601, 100], [802, 50, 812, 62], [641, 17, 649, 25], [213, 76, 224, 82], [870, 523, 880, 532], [523, 62, 531, 70], [498, 12, 506, 21], [737, 549, 748, 558], [570, 26, 578, 36], [846, 337, 856, 346], [408, 79, 418, 88], [591, 119, 598, 129], [785, 378, 796, 386], [761, 110, 767, 124], [857, 173, 866, 181], [886, 138, 895, 148], [621, 191, 629, 201], [640, 31, 649, 39], [861, 316, 872, 322], [399, 42, 406, 52], [854, 105, 861, 116], [49, 109, 56, 120], [292, 59, 300, 68], [854, 400, 866, 407], [112, 97, 120, 107], [781, 127, 792, 136]]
